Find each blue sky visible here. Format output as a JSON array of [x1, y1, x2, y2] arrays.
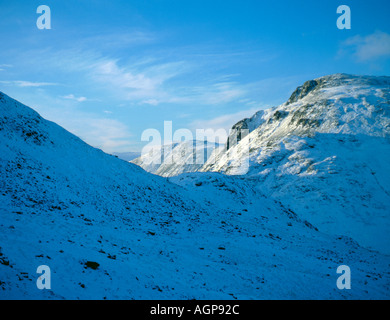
[[1, 0, 390, 152]]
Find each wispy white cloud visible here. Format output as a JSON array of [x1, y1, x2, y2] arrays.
[[78, 30, 156, 50], [189, 82, 247, 105], [141, 98, 159, 106], [340, 31, 390, 62], [0, 80, 58, 87], [4, 43, 276, 110], [61, 94, 88, 102], [75, 117, 134, 153], [89, 58, 190, 104], [0, 64, 13, 71], [27, 46, 262, 107]]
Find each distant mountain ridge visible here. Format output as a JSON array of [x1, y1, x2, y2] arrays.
[[132, 140, 222, 177]]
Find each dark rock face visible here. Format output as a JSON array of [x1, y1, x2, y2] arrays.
[[227, 118, 249, 150], [85, 261, 100, 270], [287, 80, 319, 105]]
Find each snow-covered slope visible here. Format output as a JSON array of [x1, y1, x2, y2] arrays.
[[1, 90, 390, 299], [132, 140, 222, 177], [199, 73, 390, 254], [111, 151, 141, 162]]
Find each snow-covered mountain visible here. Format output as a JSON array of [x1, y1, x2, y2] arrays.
[[1, 86, 390, 300], [132, 140, 222, 177], [132, 74, 390, 255], [203, 73, 390, 173], [199, 73, 390, 254]]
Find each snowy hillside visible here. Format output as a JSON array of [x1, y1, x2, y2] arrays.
[[111, 151, 141, 162], [1, 89, 390, 299], [199, 73, 390, 254]]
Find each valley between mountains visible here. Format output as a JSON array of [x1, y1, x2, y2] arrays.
[[1, 74, 389, 299]]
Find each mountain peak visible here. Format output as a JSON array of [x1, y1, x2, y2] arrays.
[[287, 73, 390, 105]]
